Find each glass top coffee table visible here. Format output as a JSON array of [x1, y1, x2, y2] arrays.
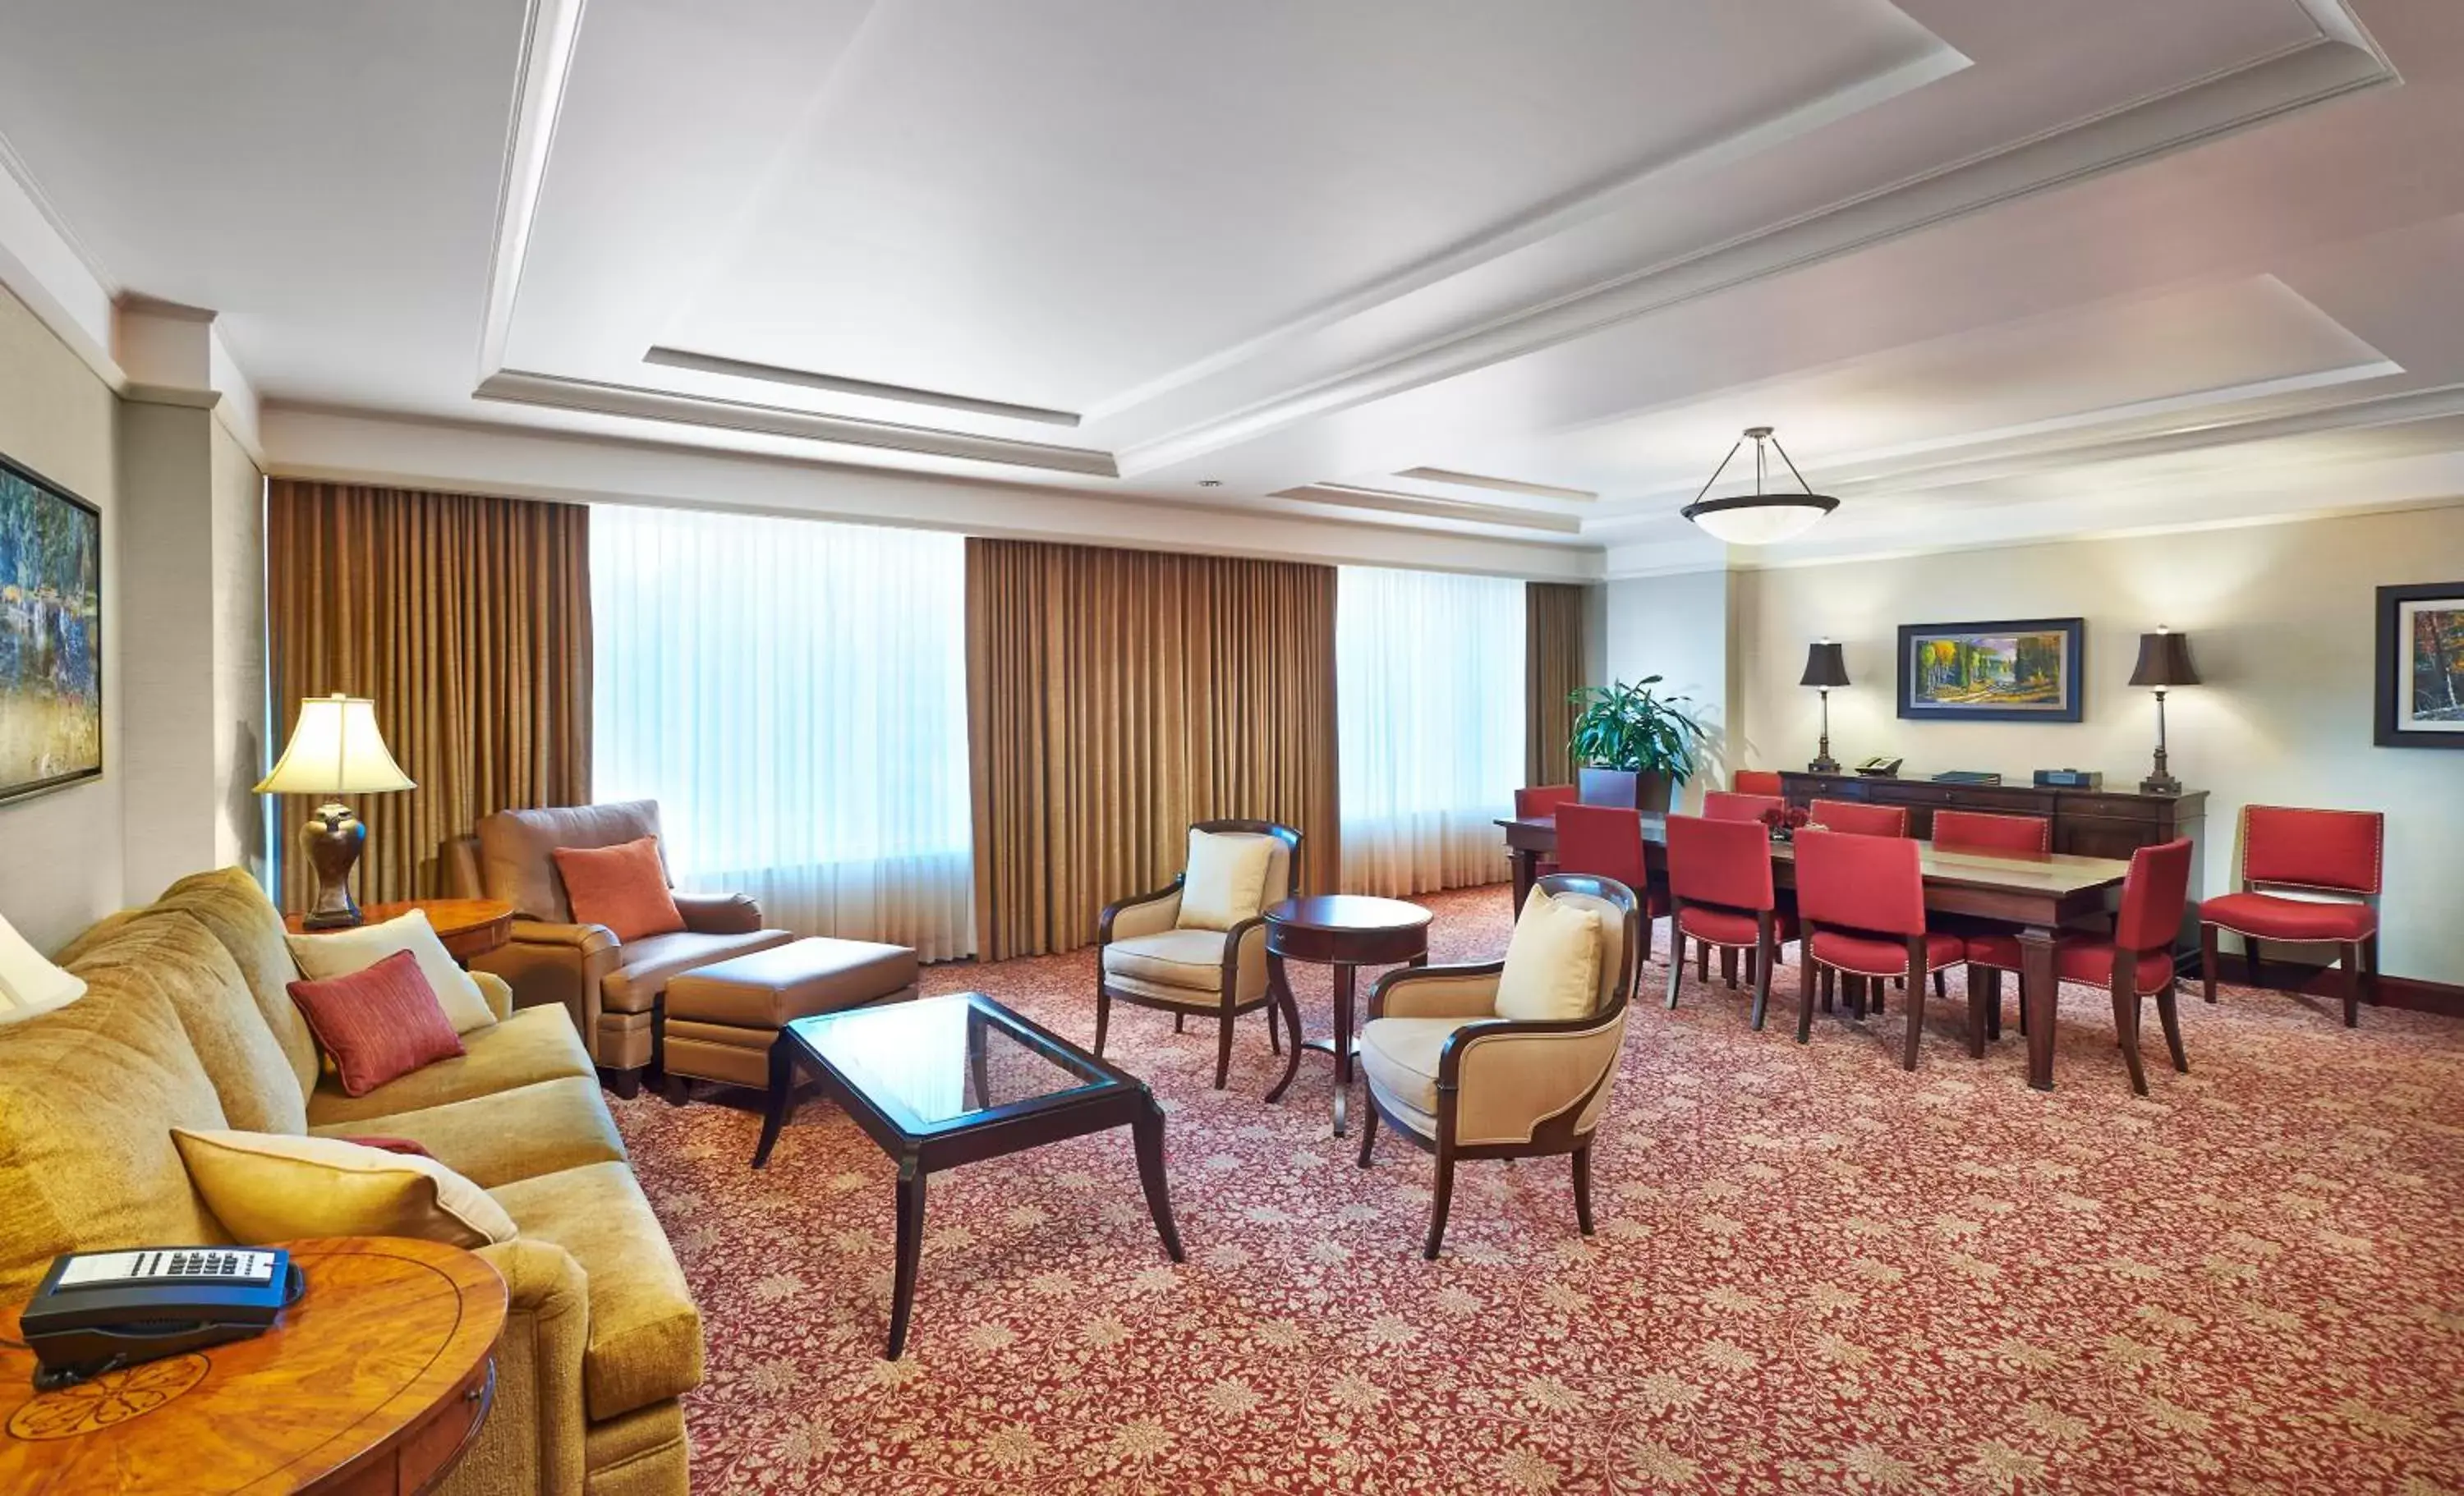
[[752, 991, 1185, 1358]]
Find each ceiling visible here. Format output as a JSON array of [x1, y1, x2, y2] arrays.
[[2, 0, 2462, 574]]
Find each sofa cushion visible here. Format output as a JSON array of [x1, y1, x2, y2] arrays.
[[152, 868, 318, 1098], [0, 954, 230, 1298], [599, 929, 794, 1016], [312, 1075, 627, 1188], [553, 837, 686, 943], [478, 801, 666, 925], [288, 908, 498, 1034], [173, 1128, 517, 1249], [1358, 1016, 1472, 1117], [1102, 929, 1227, 992], [306, 1003, 595, 1127], [488, 1161, 705, 1421], [68, 911, 308, 1135], [288, 950, 469, 1096]]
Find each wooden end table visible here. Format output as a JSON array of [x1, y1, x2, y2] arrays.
[[1261, 895, 1432, 1136], [287, 899, 517, 964], [0, 1236, 507, 1494]]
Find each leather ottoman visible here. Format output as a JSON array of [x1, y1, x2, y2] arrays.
[[661, 938, 920, 1104]]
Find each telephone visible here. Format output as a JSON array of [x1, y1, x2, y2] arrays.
[[1853, 756, 1903, 777], [19, 1247, 306, 1389]]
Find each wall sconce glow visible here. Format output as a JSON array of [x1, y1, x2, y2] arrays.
[[1680, 425, 1840, 545]]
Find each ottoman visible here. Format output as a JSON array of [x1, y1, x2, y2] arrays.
[[662, 938, 921, 1104]]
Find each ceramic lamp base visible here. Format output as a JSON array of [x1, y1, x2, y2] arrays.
[[299, 802, 368, 929]]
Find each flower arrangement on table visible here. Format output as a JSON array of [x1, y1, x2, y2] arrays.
[[1759, 805, 1813, 842]]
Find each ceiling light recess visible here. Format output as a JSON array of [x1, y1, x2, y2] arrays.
[[1679, 426, 1839, 545]]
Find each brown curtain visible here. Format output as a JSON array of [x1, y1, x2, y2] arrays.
[[1526, 581, 1584, 787], [967, 539, 1338, 960], [264, 480, 592, 905]]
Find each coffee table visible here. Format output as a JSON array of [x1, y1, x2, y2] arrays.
[[753, 990, 1185, 1358]]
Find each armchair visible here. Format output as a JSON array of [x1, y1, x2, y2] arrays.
[[446, 800, 792, 1096], [1096, 819, 1302, 1090], [1356, 874, 1641, 1260]]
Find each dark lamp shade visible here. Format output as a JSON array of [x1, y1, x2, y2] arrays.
[[1800, 640, 1850, 689], [2128, 631, 2200, 688]]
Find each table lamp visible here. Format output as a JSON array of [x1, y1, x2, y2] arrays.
[[2127, 627, 2199, 795], [255, 694, 416, 929], [1800, 640, 1849, 773]]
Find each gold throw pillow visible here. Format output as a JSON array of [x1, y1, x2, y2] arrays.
[[172, 1129, 517, 1249]]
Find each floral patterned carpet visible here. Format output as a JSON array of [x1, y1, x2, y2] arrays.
[[609, 883, 2464, 1494]]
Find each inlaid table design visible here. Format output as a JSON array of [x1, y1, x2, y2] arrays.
[[0, 1236, 506, 1494], [1261, 894, 1433, 1135], [753, 990, 1184, 1359], [1500, 813, 2134, 1092]]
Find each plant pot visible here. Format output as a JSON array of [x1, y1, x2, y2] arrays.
[[1577, 767, 1673, 813]]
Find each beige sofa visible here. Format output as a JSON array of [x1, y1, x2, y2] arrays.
[[0, 868, 702, 1496], [445, 800, 792, 1096]]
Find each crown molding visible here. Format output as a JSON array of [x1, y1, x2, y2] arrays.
[[643, 345, 1083, 427], [1271, 482, 1583, 535]]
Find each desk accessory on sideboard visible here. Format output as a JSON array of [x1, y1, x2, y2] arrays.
[[1932, 770, 2003, 785], [19, 1247, 305, 1389], [2034, 768, 2103, 789], [1853, 755, 1902, 777]]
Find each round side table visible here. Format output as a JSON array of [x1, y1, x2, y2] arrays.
[[1262, 895, 1432, 1135], [287, 898, 517, 964], [0, 1236, 507, 1494]]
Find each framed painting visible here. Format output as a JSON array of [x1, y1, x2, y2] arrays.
[[0, 453, 103, 804], [2376, 581, 2464, 749], [1896, 617, 2085, 723]]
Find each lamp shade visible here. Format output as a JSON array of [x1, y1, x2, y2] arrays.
[[2127, 630, 2200, 688], [255, 694, 415, 796], [1800, 640, 1850, 689]]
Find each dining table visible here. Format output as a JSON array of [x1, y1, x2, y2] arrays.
[[1498, 812, 2136, 1092]]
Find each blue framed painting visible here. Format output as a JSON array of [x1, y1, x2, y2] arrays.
[[0, 454, 102, 804]]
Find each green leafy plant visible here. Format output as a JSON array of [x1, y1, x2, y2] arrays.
[[1567, 677, 1708, 784]]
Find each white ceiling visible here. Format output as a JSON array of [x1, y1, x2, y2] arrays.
[[2, 0, 2462, 574]]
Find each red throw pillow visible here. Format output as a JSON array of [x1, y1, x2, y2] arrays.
[[343, 1136, 434, 1159], [552, 836, 686, 942], [287, 949, 467, 1096]]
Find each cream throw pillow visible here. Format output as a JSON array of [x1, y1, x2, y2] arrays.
[[1177, 829, 1275, 932], [1494, 886, 1602, 1022], [172, 1129, 517, 1249], [0, 911, 84, 1024], [287, 909, 496, 1034]]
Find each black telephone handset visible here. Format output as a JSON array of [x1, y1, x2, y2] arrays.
[[1854, 756, 1904, 777], [20, 1247, 306, 1389]]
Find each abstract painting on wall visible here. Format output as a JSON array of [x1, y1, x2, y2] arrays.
[[0, 455, 102, 803], [2377, 581, 2464, 749], [1896, 617, 2085, 723]]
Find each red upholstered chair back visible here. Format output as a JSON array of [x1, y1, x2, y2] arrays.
[[1666, 813, 1775, 913], [1931, 810, 2052, 856], [1553, 803, 1649, 889], [1731, 769, 1784, 796], [1515, 784, 1579, 820], [1794, 828, 1925, 937], [2113, 837, 2195, 952], [1809, 799, 1909, 838], [2241, 805, 2384, 895], [1702, 791, 1784, 824]]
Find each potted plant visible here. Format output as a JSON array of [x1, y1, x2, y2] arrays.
[[1565, 677, 1708, 813]]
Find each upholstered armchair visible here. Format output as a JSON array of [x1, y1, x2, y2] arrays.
[[1356, 874, 1641, 1260], [445, 800, 792, 1096], [1096, 819, 1302, 1090]]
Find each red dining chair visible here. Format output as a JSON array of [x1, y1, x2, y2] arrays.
[[1966, 839, 2194, 1094], [1792, 829, 1975, 1067], [1515, 784, 1581, 879], [1702, 791, 1784, 824], [1930, 810, 2055, 1022], [1731, 769, 1785, 796], [2200, 805, 2383, 1027], [1554, 803, 1670, 965], [1664, 814, 1795, 1030], [1809, 799, 1909, 838]]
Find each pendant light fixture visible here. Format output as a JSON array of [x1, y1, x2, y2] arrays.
[[1680, 426, 1838, 545]]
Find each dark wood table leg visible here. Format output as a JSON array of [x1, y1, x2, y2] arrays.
[[1330, 961, 1358, 1136], [2019, 926, 2058, 1092], [1130, 1097, 1185, 1262], [885, 1157, 927, 1360], [1510, 848, 1538, 909], [752, 1034, 799, 1169], [1263, 956, 1305, 1104]]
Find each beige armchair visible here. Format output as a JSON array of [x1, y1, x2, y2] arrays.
[[1356, 874, 1641, 1260], [446, 800, 792, 1096], [1096, 819, 1302, 1090]]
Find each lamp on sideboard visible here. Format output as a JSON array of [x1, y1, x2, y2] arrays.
[[2127, 627, 2200, 796], [255, 694, 416, 929], [1800, 639, 1849, 773]]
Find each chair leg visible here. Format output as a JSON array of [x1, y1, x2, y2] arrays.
[[1749, 934, 1773, 1032], [2155, 982, 2189, 1073], [2339, 941, 2362, 1029], [1719, 947, 1738, 990], [1975, 966, 2000, 1041], [1934, 969, 1948, 1005], [1094, 985, 1112, 1058], [1665, 930, 1686, 1010], [1213, 1008, 1235, 1090], [1423, 1152, 1456, 1260], [1796, 948, 1818, 1045], [2200, 924, 2219, 1004], [1174, 1012, 1185, 1034], [1697, 943, 1709, 983], [1571, 1145, 1595, 1236], [1964, 968, 1987, 1061], [1820, 965, 1835, 1013], [2112, 970, 2149, 1095], [1900, 943, 1926, 1071], [1357, 1099, 1378, 1168], [2362, 932, 2380, 1013]]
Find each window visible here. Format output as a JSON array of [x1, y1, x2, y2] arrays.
[[1336, 566, 1525, 897], [591, 505, 972, 959]]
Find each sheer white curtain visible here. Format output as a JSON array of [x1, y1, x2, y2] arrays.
[[1336, 566, 1526, 897], [591, 505, 973, 961]]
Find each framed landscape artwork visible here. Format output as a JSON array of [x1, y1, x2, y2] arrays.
[[1896, 617, 2085, 723], [0, 454, 103, 804], [2376, 581, 2464, 749]]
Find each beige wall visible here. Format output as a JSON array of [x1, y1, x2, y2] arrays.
[[209, 420, 265, 883], [0, 283, 121, 951], [1602, 568, 1733, 811], [1731, 503, 2464, 984]]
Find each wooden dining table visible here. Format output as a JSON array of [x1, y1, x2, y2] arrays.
[[1499, 813, 2136, 1092]]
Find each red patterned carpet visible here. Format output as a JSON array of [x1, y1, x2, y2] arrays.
[[609, 884, 2464, 1494]]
